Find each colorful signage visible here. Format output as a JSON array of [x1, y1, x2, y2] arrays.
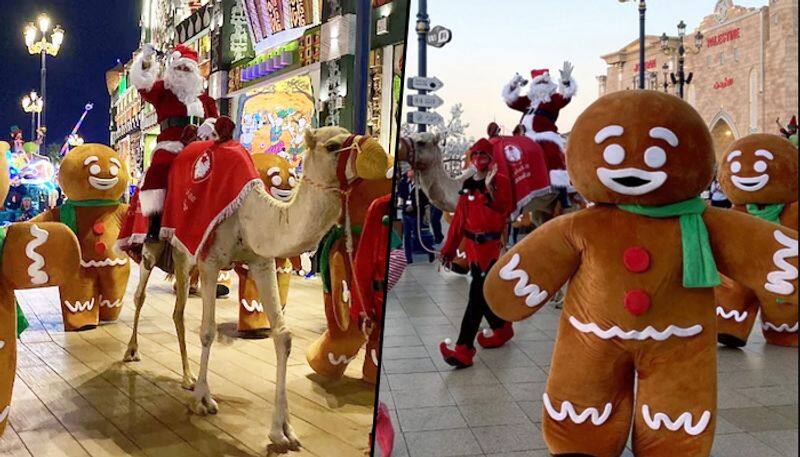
[[706, 28, 740, 48], [243, 0, 314, 43], [633, 58, 657, 72], [713, 77, 734, 89]]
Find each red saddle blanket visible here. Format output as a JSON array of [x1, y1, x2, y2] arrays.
[[161, 139, 262, 258], [488, 135, 551, 218]]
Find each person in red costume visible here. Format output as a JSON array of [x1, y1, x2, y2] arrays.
[[128, 43, 219, 239], [439, 138, 514, 368], [501, 62, 576, 172]]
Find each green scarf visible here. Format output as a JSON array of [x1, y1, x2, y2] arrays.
[[0, 226, 29, 336], [59, 199, 120, 234], [619, 197, 720, 288], [745, 203, 784, 225]]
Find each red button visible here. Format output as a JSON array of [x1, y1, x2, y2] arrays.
[[624, 290, 651, 316], [623, 246, 651, 273], [94, 241, 107, 254], [93, 221, 106, 236]]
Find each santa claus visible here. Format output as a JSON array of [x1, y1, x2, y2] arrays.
[[501, 62, 576, 174], [129, 43, 219, 236]]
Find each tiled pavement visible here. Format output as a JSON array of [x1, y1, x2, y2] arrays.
[[377, 262, 798, 457]]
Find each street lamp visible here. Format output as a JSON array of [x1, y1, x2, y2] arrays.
[[23, 13, 65, 141], [661, 62, 670, 93], [661, 20, 703, 99], [619, 0, 646, 90], [21, 91, 44, 141]]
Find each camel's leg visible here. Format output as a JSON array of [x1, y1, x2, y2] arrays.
[[172, 251, 196, 390], [190, 260, 220, 415], [124, 242, 164, 362], [250, 260, 300, 452]]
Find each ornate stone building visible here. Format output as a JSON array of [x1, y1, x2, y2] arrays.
[[598, 0, 798, 153]]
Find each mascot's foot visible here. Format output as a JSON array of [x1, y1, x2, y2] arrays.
[[718, 333, 747, 348], [439, 340, 475, 369], [216, 271, 232, 298], [123, 346, 141, 362], [477, 323, 514, 349], [268, 422, 302, 453], [763, 329, 798, 348]]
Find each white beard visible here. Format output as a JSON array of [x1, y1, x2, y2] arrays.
[[528, 77, 557, 105], [164, 62, 204, 106]]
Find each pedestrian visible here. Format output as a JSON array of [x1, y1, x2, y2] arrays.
[[439, 139, 514, 368], [397, 169, 434, 263], [710, 179, 731, 208]]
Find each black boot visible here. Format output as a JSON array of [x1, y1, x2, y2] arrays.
[[146, 214, 162, 242]]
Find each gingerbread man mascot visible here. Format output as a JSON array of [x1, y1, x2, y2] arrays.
[[33, 144, 130, 330], [714, 133, 798, 347], [128, 43, 219, 238], [502, 62, 576, 172], [483, 91, 798, 456], [1, 152, 83, 435]]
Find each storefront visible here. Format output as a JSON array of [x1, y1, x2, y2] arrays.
[[597, 0, 798, 154]]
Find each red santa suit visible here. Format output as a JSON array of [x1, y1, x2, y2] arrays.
[[128, 44, 219, 216], [501, 68, 576, 172]]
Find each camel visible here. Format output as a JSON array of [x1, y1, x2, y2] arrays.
[[121, 126, 389, 452]]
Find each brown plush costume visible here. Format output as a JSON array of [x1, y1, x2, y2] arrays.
[[714, 134, 798, 347], [0, 153, 83, 435], [483, 91, 798, 456], [306, 177, 392, 383], [235, 153, 298, 332], [33, 144, 130, 331]]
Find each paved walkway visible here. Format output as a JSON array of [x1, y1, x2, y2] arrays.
[[378, 262, 798, 457]]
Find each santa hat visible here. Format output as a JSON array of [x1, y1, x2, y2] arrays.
[[464, 138, 494, 167], [171, 44, 199, 64], [530, 69, 549, 80], [789, 115, 797, 128]]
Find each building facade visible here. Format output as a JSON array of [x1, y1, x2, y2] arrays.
[[598, 0, 798, 153]]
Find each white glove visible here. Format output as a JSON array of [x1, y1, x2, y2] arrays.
[[560, 61, 574, 82], [197, 118, 218, 141], [510, 73, 527, 89], [142, 43, 157, 58]]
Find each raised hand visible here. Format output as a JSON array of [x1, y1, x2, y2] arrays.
[[560, 61, 574, 81], [510, 73, 528, 89]]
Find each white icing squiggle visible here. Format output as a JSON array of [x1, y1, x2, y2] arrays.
[[341, 280, 350, 304], [327, 352, 356, 366], [542, 393, 612, 426], [81, 258, 129, 268], [99, 297, 123, 308], [0, 340, 5, 350], [499, 253, 548, 308], [568, 316, 703, 341], [240, 299, 264, 313], [370, 349, 378, 367], [716, 306, 748, 323], [641, 405, 711, 436], [766, 230, 798, 296], [26, 224, 49, 285], [64, 299, 94, 313], [762, 321, 798, 333]]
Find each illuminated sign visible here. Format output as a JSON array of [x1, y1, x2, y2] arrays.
[[288, 0, 311, 28], [706, 28, 740, 48], [267, 0, 285, 35], [713, 77, 734, 89], [244, 0, 316, 43], [633, 59, 657, 72]]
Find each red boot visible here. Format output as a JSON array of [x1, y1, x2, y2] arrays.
[[477, 322, 514, 349], [439, 339, 476, 368]]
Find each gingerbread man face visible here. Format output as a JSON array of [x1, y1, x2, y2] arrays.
[[252, 153, 297, 202], [59, 144, 129, 201], [567, 91, 714, 205], [717, 134, 797, 205]]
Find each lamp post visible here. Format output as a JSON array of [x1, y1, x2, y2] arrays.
[[24, 13, 65, 141], [661, 20, 703, 99], [416, 0, 430, 132], [619, 0, 646, 89], [661, 62, 670, 93], [21, 91, 44, 141]]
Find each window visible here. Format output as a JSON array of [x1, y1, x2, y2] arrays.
[[734, 48, 740, 61], [707, 55, 712, 67], [749, 69, 758, 131], [719, 52, 725, 65]]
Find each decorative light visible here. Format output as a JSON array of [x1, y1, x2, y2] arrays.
[[37, 13, 51, 33], [694, 30, 704, 51], [677, 20, 687, 38]]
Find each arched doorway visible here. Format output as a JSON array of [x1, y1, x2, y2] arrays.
[[709, 111, 739, 156]]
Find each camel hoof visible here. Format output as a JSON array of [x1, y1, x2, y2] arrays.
[[122, 347, 141, 362], [203, 396, 219, 415], [181, 376, 197, 391]]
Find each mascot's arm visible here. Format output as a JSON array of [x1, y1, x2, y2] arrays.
[[705, 208, 798, 306], [440, 197, 466, 260], [30, 207, 58, 222], [2, 222, 80, 290], [484, 214, 580, 322]]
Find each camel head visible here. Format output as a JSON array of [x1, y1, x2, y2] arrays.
[[398, 132, 442, 171], [302, 127, 389, 188]]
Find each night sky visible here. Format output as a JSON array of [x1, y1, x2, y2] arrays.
[[0, 0, 140, 148]]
